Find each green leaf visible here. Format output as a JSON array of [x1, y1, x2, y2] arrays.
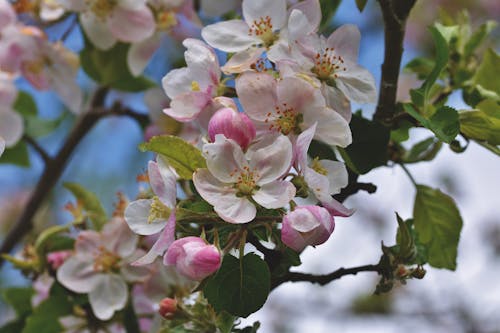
[[459, 110, 500, 145], [64, 182, 108, 230], [464, 21, 497, 58], [428, 106, 460, 143], [0, 319, 26, 333], [413, 185, 463, 270], [34, 224, 74, 256], [0, 141, 30, 167], [395, 214, 416, 263], [13, 91, 37, 117], [410, 26, 449, 112], [473, 48, 500, 96], [319, 0, 341, 31], [80, 38, 155, 92], [139, 135, 206, 180], [308, 139, 338, 161], [2, 287, 34, 317], [204, 253, 270, 318], [22, 284, 72, 333], [403, 104, 459, 143], [355, 0, 368, 12], [402, 137, 442, 163], [404, 57, 435, 80], [338, 114, 390, 174], [390, 120, 413, 142], [477, 98, 500, 119], [123, 301, 140, 333], [25, 112, 67, 138], [216, 311, 235, 333]]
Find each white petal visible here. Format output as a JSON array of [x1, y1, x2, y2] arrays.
[[321, 160, 348, 194], [132, 211, 176, 265], [80, 13, 116, 50], [165, 91, 212, 122], [127, 34, 162, 76], [149, 158, 176, 208], [287, 9, 313, 42], [102, 217, 138, 258], [56, 257, 102, 293], [109, 5, 155, 43], [302, 107, 352, 147], [322, 85, 352, 122], [322, 197, 355, 217], [0, 137, 5, 157], [0, 110, 23, 147], [304, 167, 331, 202], [336, 64, 377, 104], [183, 38, 220, 78], [288, 207, 320, 233], [201, 20, 260, 53], [193, 169, 256, 223], [326, 24, 360, 62], [162, 67, 193, 99], [294, 123, 316, 171], [248, 134, 293, 185], [277, 76, 325, 112], [203, 135, 247, 183], [253, 180, 296, 209], [243, 0, 286, 30], [89, 274, 128, 320], [236, 71, 278, 121], [124, 199, 167, 235], [221, 47, 264, 74], [289, 0, 321, 34]]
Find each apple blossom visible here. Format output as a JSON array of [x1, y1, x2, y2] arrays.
[[294, 123, 354, 217], [57, 218, 150, 321], [125, 157, 177, 265], [0, 73, 22, 157], [161, 38, 221, 124], [281, 205, 334, 252], [194, 134, 295, 223], [164, 236, 221, 281], [236, 71, 352, 147], [57, 0, 155, 50], [208, 107, 256, 150]]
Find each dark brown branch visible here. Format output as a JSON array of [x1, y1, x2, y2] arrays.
[[374, 0, 417, 124], [334, 182, 377, 203], [0, 88, 150, 267], [23, 134, 52, 164], [271, 264, 381, 290]]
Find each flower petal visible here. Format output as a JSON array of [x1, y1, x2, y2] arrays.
[[321, 85, 352, 122], [321, 160, 348, 195], [165, 91, 212, 122], [148, 158, 176, 208], [322, 197, 355, 217], [127, 33, 162, 76], [294, 123, 316, 171], [248, 134, 293, 185], [302, 106, 352, 147], [102, 217, 138, 258], [336, 63, 377, 104], [253, 180, 295, 209], [56, 257, 102, 293], [193, 169, 256, 223], [203, 135, 247, 183], [0, 137, 5, 156], [236, 71, 278, 121], [89, 274, 128, 320], [109, 5, 155, 43], [289, 0, 321, 34], [221, 47, 264, 74], [0, 110, 23, 147], [80, 13, 116, 50], [243, 0, 286, 30], [326, 24, 360, 62], [202, 19, 260, 53], [124, 199, 167, 235]]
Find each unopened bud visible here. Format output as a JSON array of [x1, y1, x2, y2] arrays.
[[159, 298, 178, 319], [46, 250, 71, 270], [208, 108, 256, 150]]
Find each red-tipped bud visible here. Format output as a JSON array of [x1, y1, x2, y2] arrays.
[[46, 250, 71, 270], [158, 298, 178, 319], [208, 108, 256, 150]]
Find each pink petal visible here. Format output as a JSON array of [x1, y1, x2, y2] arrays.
[[236, 71, 278, 121], [109, 5, 155, 43]]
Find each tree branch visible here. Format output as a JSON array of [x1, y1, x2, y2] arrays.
[[374, 0, 417, 124], [271, 264, 382, 290], [0, 88, 150, 266], [23, 135, 52, 164]]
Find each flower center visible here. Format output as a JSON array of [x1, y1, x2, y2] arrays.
[[87, 0, 116, 19], [311, 157, 328, 176], [148, 196, 171, 224], [265, 103, 302, 135], [156, 10, 177, 30], [234, 166, 259, 196], [312, 47, 347, 81], [248, 16, 277, 47], [94, 246, 120, 272]]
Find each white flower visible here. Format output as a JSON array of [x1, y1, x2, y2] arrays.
[[0, 73, 22, 157], [57, 218, 150, 321], [124, 157, 177, 265], [193, 134, 296, 223]]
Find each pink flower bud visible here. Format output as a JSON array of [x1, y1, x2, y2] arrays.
[[164, 237, 221, 281], [281, 205, 335, 252], [208, 108, 256, 150], [46, 250, 71, 270], [158, 297, 178, 319]]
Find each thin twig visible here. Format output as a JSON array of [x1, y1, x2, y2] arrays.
[[271, 264, 381, 290], [23, 134, 52, 164]]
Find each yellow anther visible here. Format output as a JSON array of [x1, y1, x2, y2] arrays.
[[148, 196, 171, 224], [191, 81, 201, 92], [311, 157, 328, 176]]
